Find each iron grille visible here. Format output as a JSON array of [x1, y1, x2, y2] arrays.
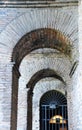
[[40, 105, 68, 130]]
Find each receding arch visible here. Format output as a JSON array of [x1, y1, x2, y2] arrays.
[[12, 28, 72, 67], [11, 28, 71, 130], [27, 69, 66, 130], [27, 68, 66, 91]]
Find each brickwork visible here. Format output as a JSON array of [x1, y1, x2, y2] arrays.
[[0, 1, 81, 130], [17, 48, 71, 130], [0, 6, 78, 63], [33, 79, 66, 130], [11, 64, 20, 130], [0, 63, 13, 130]]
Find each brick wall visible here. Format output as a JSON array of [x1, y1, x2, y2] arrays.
[[0, 1, 81, 130], [17, 50, 70, 130]]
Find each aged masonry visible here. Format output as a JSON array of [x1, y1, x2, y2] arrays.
[[0, 0, 82, 130]]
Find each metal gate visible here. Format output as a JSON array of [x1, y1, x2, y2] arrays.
[[40, 104, 68, 130]]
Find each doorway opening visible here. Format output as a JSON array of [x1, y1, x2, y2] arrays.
[[40, 90, 68, 130]]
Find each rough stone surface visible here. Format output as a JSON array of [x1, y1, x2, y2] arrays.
[[32, 79, 66, 130], [0, 6, 78, 63], [17, 50, 70, 130], [0, 1, 82, 130]]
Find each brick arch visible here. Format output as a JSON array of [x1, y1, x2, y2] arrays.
[[0, 8, 78, 64], [27, 69, 66, 130], [32, 72, 67, 130], [12, 28, 72, 67], [11, 28, 72, 130], [27, 68, 66, 91]]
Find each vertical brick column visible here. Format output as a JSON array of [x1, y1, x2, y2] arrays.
[[67, 66, 82, 130], [67, 61, 82, 130], [0, 62, 14, 130], [74, 70, 82, 130], [27, 89, 33, 130], [67, 83, 75, 130], [73, 2, 82, 129], [11, 64, 20, 130], [67, 3, 82, 128]]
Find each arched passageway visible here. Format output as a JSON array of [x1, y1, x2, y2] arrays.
[[0, 2, 80, 130], [27, 69, 66, 130], [11, 28, 73, 130], [12, 28, 72, 67]]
